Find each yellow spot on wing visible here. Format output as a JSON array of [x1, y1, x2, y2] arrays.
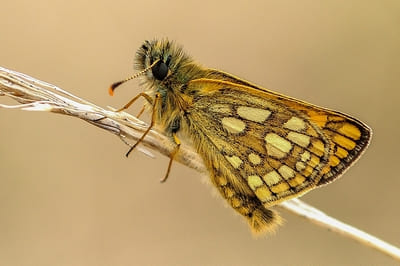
[[278, 165, 295, 180], [271, 183, 290, 194], [287, 132, 311, 148], [263, 171, 282, 186], [237, 106, 271, 122], [289, 174, 306, 187], [311, 139, 325, 156], [221, 117, 246, 134], [265, 144, 286, 158], [338, 123, 361, 140], [336, 146, 349, 159], [311, 114, 328, 127], [283, 117, 306, 131], [296, 161, 306, 171], [225, 155, 243, 169], [309, 155, 320, 168], [306, 126, 318, 137], [248, 153, 262, 165], [255, 186, 272, 201], [329, 116, 346, 122], [248, 175, 263, 190], [303, 166, 314, 177], [301, 151, 311, 162], [333, 134, 356, 150], [329, 155, 340, 167], [265, 133, 292, 158]]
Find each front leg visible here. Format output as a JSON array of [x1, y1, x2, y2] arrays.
[[125, 93, 160, 157]]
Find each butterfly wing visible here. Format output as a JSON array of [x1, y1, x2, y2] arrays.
[[181, 78, 370, 232]]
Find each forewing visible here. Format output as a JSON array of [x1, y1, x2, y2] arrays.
[[184, 78, 371, 207]]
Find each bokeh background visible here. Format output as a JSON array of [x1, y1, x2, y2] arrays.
[[1, 1, 399, 265]]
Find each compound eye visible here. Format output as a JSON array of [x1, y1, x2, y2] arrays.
[[152, 60, 168, 80]]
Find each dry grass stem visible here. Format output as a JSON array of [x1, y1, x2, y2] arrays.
[[1, 66, 399, 261]]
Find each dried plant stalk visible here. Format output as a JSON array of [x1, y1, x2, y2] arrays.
[[0, 66, 399, 261]]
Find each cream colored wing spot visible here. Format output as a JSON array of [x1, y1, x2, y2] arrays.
[[265, 133, 292, 159], [221, 117, 246, 134], [248, 153, 262, 165], [287, 132, 311, 148], [283, 117, 306, 131], [296, 161, 306, 171], [278, 165, 295, 180], [237, 106, 271, 123], [247, 175, 264, 190], [225, 155, 243, 169], [262, 170, 282, 186], [300, 151, 311, 162]]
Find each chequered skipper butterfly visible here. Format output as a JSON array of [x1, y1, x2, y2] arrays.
[[109, 39, 371, 235]]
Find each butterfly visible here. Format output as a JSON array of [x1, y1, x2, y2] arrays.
[[109, 39, 371, 234]]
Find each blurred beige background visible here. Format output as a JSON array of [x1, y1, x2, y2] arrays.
[[1, 0, 399, 265]]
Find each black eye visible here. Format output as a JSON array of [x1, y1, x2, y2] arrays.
[[152, 60, 168, 80]]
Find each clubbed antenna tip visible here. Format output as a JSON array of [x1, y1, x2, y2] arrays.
[[108, 80, 125, 96]]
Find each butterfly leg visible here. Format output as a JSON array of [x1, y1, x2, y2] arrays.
[[116, 92, 153, 112], [125, 93, 160, 157], [136, 105, 146, 118], [160, 133, 181, 183]]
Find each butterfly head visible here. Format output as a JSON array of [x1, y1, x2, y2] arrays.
[[135, 38, 207, 88], [108, 38, 202, 96], [135, 39, 181, 82]]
